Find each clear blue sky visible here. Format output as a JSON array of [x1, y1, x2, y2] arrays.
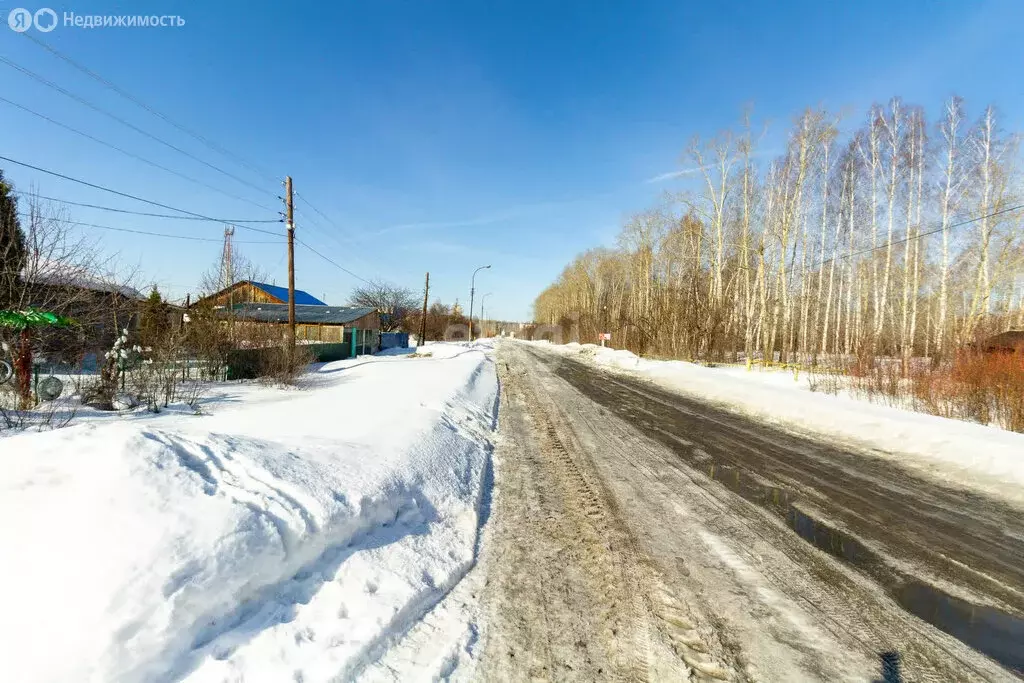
[[1, 0, 1021, 320]]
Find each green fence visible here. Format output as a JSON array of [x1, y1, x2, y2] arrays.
[[311, 342, 351, 363], [226, 342, 353, 380]]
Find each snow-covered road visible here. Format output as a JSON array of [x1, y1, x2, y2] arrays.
[[478, 342, 1022, 681], [0, 343, 498, 683]]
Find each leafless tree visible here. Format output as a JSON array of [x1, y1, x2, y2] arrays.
[[533, 98, 1024, 368], [197, 250, 270, 297], [1, 190, 137, 414], [347, 279, 419, 332]]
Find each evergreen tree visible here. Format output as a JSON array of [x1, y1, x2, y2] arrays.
[[0, 170, 27, 309], [139, 287, 170, 349]]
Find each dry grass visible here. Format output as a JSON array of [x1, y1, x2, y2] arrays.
[[908, 351, 1024, 432], [835, 350, 1024, 432]]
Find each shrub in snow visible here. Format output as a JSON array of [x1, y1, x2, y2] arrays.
[[85, 320, 209, 414]]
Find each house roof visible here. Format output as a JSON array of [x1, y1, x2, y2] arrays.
[[30, 273, 144, 300], [247, 281, 327, 306], [984, 330, 1024, 349], [231, 303, 377, 325]]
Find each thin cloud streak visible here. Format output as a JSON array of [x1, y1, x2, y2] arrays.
[[370, 213, 514, 236], [365, 195, 610, 238], [644, 148, 781, 184], [644, 166, 706, 183]]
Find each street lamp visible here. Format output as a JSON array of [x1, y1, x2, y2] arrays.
[[480, 292, 492, 339], [468, 265, 491, 342]]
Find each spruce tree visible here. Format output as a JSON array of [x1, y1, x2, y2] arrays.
[[0, 170, 27, 309], [139, 287, 170, 349]]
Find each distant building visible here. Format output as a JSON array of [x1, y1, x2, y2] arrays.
[[197, 280, 328, 308], [23, 276, 145, 366], [231, 303, 380, 356], [480, 320, 528, 338], [981, 330, 1024, 354]]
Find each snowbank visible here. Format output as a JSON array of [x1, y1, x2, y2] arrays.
[[535, 341, 1024, 503], [0, 342, 498, 682]]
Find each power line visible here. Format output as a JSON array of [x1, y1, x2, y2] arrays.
[[15, 212, 280, 244], [6, 36, 381, 289], [293, 206, 369, 255], [293, 193, 389, 275], [293, 195, 358, 246], [23, 32, 280, 186], [12, 190, 281, 224], [295, 237, 370, 284], [294, 193, 342, 229], [293, 208, 390, 281], [817, 203, 1024, 269], [0, 94, 277, 213], [14, 38, 384, 287], [0, 54, 278, 205], [0, 154, 284, 237]]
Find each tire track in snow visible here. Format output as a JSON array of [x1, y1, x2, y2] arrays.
[[517, 343, 1020, 681], [477, 350, 731, 681]]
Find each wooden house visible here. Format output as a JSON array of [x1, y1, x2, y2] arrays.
[[198, 280, 328, 308], [230, 303, 381, 356]]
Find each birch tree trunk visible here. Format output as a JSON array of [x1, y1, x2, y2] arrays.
[[937, 97, 964, 358]]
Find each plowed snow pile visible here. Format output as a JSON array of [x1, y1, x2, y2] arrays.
[[0, 342, 497, 683]]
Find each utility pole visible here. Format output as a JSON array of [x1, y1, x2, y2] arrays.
[[420, 272, 429, 346], [285, 176, 296, 357]]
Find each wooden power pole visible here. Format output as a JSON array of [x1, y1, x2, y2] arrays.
[[285, 176, 296, 355], [420, 272, 429, 346]]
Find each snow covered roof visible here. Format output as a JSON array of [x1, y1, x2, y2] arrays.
[[230, 303, 377, 325], [247, 281, 327, 306], [29, 272, 144, 300]]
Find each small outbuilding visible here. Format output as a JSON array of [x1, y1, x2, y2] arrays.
[[981, 330, 1024, 354], [231, 303, 380, 356]]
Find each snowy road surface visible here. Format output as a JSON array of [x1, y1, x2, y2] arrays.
[[477, 342, 1023, 681]]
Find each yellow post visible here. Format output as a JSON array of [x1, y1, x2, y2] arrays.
[[746, 357, 752, 372]]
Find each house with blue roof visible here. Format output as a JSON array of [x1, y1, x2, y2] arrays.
[[200, 280, 328, 308], [195, 280, 380, 357]]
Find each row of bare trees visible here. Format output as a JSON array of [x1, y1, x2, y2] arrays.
[[535, 97, 1024, 367]]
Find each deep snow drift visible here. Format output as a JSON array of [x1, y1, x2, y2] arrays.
[[0, 342, 498, 683], [533, 341, 1024, 503]]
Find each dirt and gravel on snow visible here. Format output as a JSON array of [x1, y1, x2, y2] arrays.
[[475, 341, 1023, 682]]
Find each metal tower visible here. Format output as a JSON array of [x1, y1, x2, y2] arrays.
[[220, 225, 235, 290]]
